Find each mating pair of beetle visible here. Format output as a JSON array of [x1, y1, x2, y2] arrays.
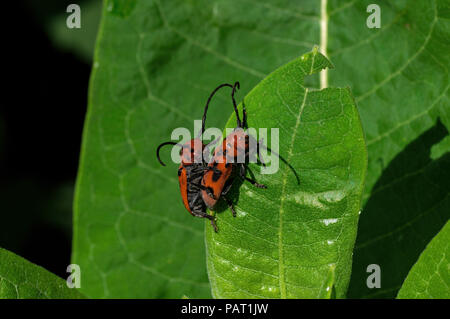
[[156, 82, 266, 232]]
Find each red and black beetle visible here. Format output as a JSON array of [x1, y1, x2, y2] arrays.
[[156, 83, 236, 231], [201, 82, 267, 216]]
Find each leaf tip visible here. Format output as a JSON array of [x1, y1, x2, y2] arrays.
[[297, 47, 334, 77]]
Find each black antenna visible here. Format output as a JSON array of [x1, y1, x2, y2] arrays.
[[200, 83, 234, 137], [231, 81, 242, 127], [242, 97, 247, 128], [156, 141, 183, 166]]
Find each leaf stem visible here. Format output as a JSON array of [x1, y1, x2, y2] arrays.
[[320, 0, 328, 89]]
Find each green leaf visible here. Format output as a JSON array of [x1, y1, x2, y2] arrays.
[[0, 248, 85, 299], [348, 120, 450, 298], [205, 49, 367, 299], [397, 221, 450, 299], [329, 0, 450, 298]]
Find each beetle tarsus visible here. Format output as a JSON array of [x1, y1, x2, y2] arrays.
[[223, 196, 236, 217]]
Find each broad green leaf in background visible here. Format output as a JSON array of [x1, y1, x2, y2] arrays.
[[0, 248, 84, 299], [397, 221, 450, 298], [349, 120, 450, 298], [74, 0, 449, 298], [342, 0, 450, 298], [205, 49, 367, 299]]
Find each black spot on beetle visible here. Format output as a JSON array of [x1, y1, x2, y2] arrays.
[[212, 169, 222, 181]]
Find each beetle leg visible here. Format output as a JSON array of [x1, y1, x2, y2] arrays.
[[223, 195, 236, 217], [244, 176, 267, 188], [239, 163, 246, 178], [221, 178, 234, 196], [191, 208, 218, 232], [239, 164, 267, 188], [245, 177, 266, 188], [205, 214, 218, 232]]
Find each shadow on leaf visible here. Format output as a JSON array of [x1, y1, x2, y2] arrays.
[[348, 119, 450, 298]]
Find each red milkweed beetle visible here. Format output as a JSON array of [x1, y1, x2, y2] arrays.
[[201, 82, 267, 217], [156, 83, 236, 232]]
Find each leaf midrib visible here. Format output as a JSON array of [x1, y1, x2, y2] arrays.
[[276, 0, 325, 297], [320, 0, 328, 89], [277, 88, 309, 298]]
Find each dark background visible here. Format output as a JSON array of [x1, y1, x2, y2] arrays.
[[0, 0, 101, 278]]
